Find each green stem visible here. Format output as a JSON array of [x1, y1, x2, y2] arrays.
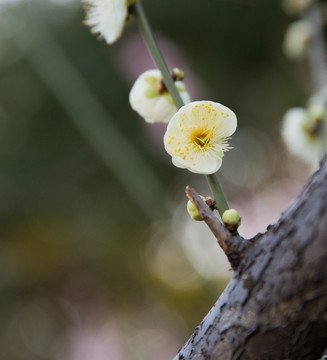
[[132, 2, 184, 109], [133, 1, 230, 216], [207, 174, 229, 217]]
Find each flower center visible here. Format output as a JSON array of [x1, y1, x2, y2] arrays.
[[194, 132, 211, 147], [302, 120, 323, 137]]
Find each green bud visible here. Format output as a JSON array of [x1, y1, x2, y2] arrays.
[[187, 196, 215, 221], [187, 199, 204, 221], [222, 209, 241, 232]]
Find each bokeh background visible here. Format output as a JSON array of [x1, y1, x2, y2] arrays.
[[0, 0, 316, 359]]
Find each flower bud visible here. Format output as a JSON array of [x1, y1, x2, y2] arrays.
[[171, 68, 185, 81], [187, 196, 215, 221], [222, 209, 241, 232], [187, 200, 203, 221]]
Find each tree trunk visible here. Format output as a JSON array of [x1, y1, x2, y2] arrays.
[[175, 158, 327, 360]]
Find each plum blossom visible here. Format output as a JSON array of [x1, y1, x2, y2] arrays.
[[83, 0, 131, 45], [281, 107, 325, 165], [164, 101, 237, 175], [129, 69, 191, 124]]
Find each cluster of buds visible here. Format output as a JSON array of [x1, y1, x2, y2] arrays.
[[187, 196, 241, 232]]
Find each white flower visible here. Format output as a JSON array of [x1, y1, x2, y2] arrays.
[[282, 0, 313, 15], [283, 20, 312, 60], [164, 101, 237, 175], [129, 69, 191, 124], [281, 107, 324, 165], [82, 0, 128, 45]]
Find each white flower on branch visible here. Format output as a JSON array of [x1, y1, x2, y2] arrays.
[[281, 107, 325, 165], [129, 69, 191, 124], [82, 0, 130, 45], [283, 20, 313, 60], [164, 101, 237, 175]]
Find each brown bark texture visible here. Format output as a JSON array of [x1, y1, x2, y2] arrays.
[[174, 158, 327, 360]]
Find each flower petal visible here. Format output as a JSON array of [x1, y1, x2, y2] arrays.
[[164, 100, 237, 174], [83, 0, 127, 45], [172, 154, 223, 175], [129, 69, 191, 123], [281, 107, 322, 165]]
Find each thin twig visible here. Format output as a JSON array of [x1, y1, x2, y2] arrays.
[[186, 186, 231, 251]]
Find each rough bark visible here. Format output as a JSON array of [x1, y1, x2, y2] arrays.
[[175, 158, 327, 360]]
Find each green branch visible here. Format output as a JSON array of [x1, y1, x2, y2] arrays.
[[132, 2, 184, 109]]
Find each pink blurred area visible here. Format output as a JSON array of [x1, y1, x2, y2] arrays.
[[114, 31, 207, 98], [56, 273, 185, 360], [234, 177, 306, 239], [65, 326, 124, 360]]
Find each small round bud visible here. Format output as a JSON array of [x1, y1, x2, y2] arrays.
[[187, 199, 204, 221], [187, 196, 215, 221], [171, 68, 185, 82], [222, 209, 241, 232]]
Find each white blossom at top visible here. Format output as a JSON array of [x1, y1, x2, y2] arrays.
[[281, 107, 325, 165], [283, 20, 312, 60], [129, 69, 191, 124], [164, 101, 237, 175], [82, 0, 128, 45], [282, 0, 314, 15]]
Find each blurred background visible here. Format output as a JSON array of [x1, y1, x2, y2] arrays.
[[0, 0, 316, 359]]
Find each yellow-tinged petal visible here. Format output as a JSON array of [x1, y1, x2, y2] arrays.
[[164, 101, 237, 175]]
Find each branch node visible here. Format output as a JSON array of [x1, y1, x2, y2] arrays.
[[185, 186, 247, 269]]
